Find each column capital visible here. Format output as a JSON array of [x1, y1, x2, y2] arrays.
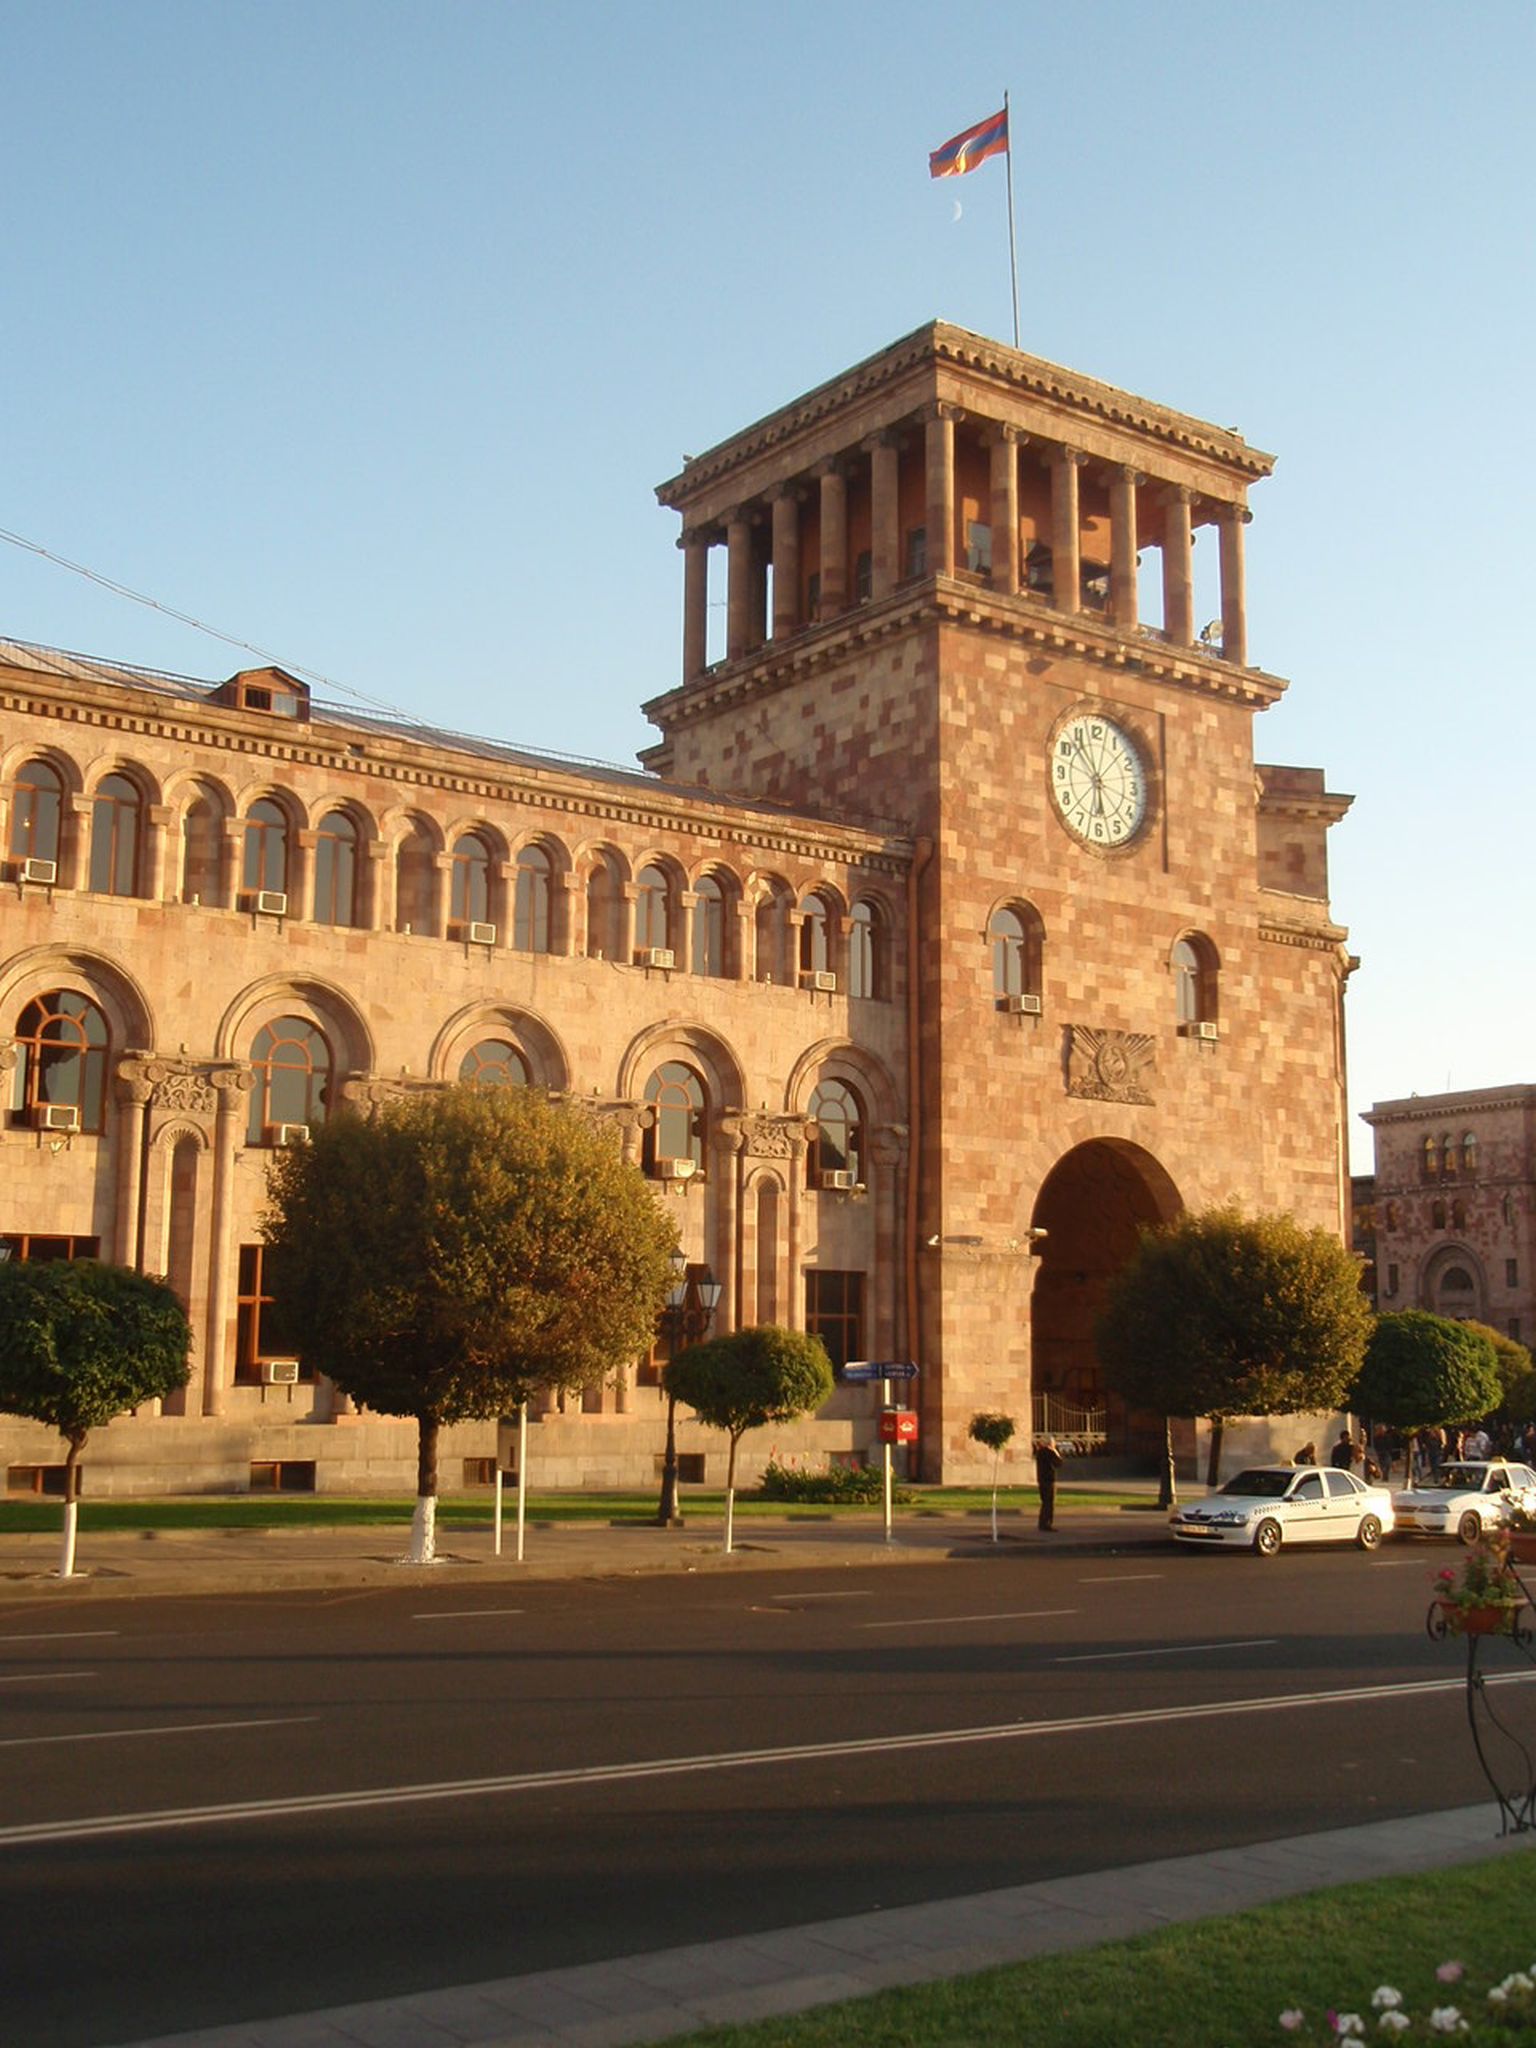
[[1163, 482, 1195, 507], [1116, 465, 1147, 489], [815, 456, 850, 482], [677, 524, 719, 552], [1054, 446, 1089, 470], [766, 481, 807, 505], [981, 422, 1026, 447], [920, 400, 965, 426], [860, 427, 905, 455], [722, 503, 763, 530]]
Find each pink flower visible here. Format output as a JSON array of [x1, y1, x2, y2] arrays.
[[1279, 2012, 1306, 2032], [1436, 1963, 1465, 1984]]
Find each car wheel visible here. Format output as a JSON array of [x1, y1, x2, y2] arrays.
[[1457, 1510, 1483, 1546], [1356, 1514, 1382, 1552], [1254, 1518, 1282, 1557]]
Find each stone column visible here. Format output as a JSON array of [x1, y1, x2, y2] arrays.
[[617, 884, 637, 966], [203, 1069, 254, 1417], [786, 1127, 809, 1329], [714, 1121, 744, 1333], [870, 1126, 906, 1361], [291, 830, 316, 922], [924, 404, 961, 578], [987, 427, 1022, 595], [220, 820, 242, 908], [431, 852, 452, 938], [725, 508, 756, 661], [677, 891, 697, 977], [112, 1066, 153, 1268], [681, 530, 711, 682], [865, 432, 901, 598], [363, 841, 389, 931], [1051, 448, 1086, 615], [145, 805, 174, 900], [1219, 503, 1251, 665], [769, 488, 802, 639], [1162, 486, 1195, 646], [817, 463, 848, 618], [1110, 467, 1142, 630], [557, 872, 580, 957]]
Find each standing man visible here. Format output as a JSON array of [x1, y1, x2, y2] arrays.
[[1034, 1434, 1063, 1532]]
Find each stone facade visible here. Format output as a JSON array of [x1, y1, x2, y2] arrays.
[[1363, 1086, 1536, 1340], [0, 321, 1353, 1496]]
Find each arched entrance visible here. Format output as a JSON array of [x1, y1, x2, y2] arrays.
[[1029, 1140, 1182, 1459]]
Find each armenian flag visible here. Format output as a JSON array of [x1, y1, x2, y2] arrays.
[[928, 107, 1009, 180]]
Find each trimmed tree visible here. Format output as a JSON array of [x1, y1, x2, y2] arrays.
[[1350, 1311, 1502, 1487], [0, 1259, 191, 1577], [968, 1411, 1016, 1543], [1096, 1205, 1374, 1487], [263, 1083, 676, 1562], [663, 1325, 834, 1553], [1461, 1321, 1534, 1425]]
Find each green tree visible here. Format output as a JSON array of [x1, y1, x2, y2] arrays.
[[264, 1083, 676, 1561], [1351, 1311, 1502, 1487], [968, 1411, 1016, 1543], [1096, 1205, 1373, 1487], [663, 1325, 834, 1552], [0, 1259, 191, 1577], [1461, 1321, 1534, 1424]]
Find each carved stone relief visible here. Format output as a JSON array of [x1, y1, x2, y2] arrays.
[[1066, 1026, 1157, 1106]]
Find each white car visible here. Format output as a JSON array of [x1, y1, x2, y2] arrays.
[[1390, 1460, 1536, 1546], [1170, 1465, 1395, 1556]]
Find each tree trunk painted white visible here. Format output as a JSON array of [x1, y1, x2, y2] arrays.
[[990, 1451, 1001, 1543], [723, 1434, 739, 1554], [57, 1499, 79, 1579], [405, 1493, 437, 1564], [516, 1402, 528, 1563]]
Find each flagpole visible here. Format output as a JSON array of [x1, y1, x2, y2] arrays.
[[1003, 90, 1020, 348]]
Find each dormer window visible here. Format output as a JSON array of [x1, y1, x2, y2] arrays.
[[214, 667, 311, 722]]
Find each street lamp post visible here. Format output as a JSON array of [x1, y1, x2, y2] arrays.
[[656, 1251, 722, 1527]]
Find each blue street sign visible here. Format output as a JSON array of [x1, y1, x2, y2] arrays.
[[842, 1360, 920, 1383]]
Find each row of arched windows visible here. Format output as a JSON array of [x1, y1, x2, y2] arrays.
[[7, 990, 870, 1187], [989, 902, 1220, 1027], [1422, 1132, 1478, 1181], [7, 758, 893, 996]]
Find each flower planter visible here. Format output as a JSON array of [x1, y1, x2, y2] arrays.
[[1507, 1530, 1536, 1567], [1434, 1597, 1525, 1638]]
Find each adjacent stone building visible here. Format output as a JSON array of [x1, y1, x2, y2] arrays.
[[0, 320, 1354, 1496], [1363, 1086, 1536, 1340]]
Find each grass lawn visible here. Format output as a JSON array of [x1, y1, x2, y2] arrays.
[[669, 1855, 1535, 2047], [0, 1484, 1148, 1535]]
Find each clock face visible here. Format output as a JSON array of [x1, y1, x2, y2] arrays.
[[1050, 713, 1147, 848]]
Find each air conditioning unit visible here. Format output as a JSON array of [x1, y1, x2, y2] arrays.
[[18, 857, 57, 886], [265, 1122, 310, 1147], [33, 1103, 80, 1133], [654, 1156, 696, 1181], [246, 889, 288, 917], [260, 1358, 301, 1386], [636, 947, 675, 970], [802, 971, 838, 993], [822, 1169, 859, 1192], [1000, 992, 1043, 1016], [464, 921, 497, 945], [1180, 1020, 1220, 1042]]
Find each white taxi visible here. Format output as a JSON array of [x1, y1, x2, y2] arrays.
[[1170, 1465, 1395, 1557], [1391, 1459, 1536, 1546]]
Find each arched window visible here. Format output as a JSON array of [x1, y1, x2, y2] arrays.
[[395, 818, 436, 935], [1173, 934, 1218, 1029], [990, 903, 1043, 1005], [808, 1078, 864, 1189], [1451, 1199, 1467, 1231], [247, 1016, 331, 1143], [635, 864, 671, 954], [847, 900, 884, 1001], [242, 799, 289, 897], [692, 874, 728, 978], [89, 774, 142, 896], [450, 832, 492, 926], [644, 1061, 706, 1178], [586, 854, 622, 961], [798, 893, 833, 979], [513, 845, 552, 953], [182, 783, 223, 905], [1439, 1133, 1457, 1180], [1431, 1198, 1447, 1230], [313, 811, 359, 927], [459, 1039, 530, 1087], [1462, 1132, 1479, 1177], [9, 758, 64, 868], [1422, 1135, 1439, 1182], [10, 990, 109, 1133]]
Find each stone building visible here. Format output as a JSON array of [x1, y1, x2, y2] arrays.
[[1363, 1086, 1536, 1341], [0, 321, 1354, 1496]]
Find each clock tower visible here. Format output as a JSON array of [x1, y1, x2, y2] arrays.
[[646, 322, 1352, 1473]]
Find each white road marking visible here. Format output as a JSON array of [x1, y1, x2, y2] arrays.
[[412, 1609, 525, 1622], [0, 1715, 317, 1751], [3, 1676, 1521, 1849], [861, 1609, 1079, 1630], [0, 1671, 94, 1685], [1055, 1638, 1278, 1663], [0, 1631, 118, 1644], [1079, 1573, 1164, 1583], [770, 1591, 875, 1600]]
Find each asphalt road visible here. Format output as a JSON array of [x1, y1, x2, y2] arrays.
[[0, 1541, 1510, 2047]]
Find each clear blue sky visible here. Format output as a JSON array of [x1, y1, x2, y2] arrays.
[[3, 1, 1532, 1169]]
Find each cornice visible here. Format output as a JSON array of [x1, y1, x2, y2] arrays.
[[1257, 911, 1350, 954], [1363, 1087, 1536, 1128]]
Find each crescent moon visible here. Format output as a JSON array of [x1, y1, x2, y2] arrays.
[[952, 199, 963, 222]]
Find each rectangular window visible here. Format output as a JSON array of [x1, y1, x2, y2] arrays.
[[854, 550, 872, 602], [1508, 1259, 1519, 1288], [805, 1269, 865, 1372], [1385, 1263, 1399, 1298], [7, 1464, 73, 1496], [0, 1235, 100, 1262], [805, 571, 821, 617], [236, 1244, 312, 1385], [1510, 1319, 1522, 1342], [249, 1460, 316, 1493], [653, 1452, 706, 1484], [904, 528, 927, 579], [462, 1458, 498, 1487], [966, 521, 992, 574]]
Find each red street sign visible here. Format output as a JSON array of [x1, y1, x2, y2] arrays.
[[879, 1408, 919, 1444]]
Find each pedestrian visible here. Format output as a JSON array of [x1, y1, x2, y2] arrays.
[[1034, 1434, 1063, 1532], [1329, 1429, 1355, 1470], [1465, 1423, 1491, 1460], [1294, 1440, 1317, 1465]]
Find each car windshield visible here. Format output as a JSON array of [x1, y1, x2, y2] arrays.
[[1436, 1465, 1487, 1491], [1220, 1470, 1292, 1498]]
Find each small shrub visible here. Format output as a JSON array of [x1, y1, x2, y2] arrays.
[[758, 1459, 913, 1505]]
